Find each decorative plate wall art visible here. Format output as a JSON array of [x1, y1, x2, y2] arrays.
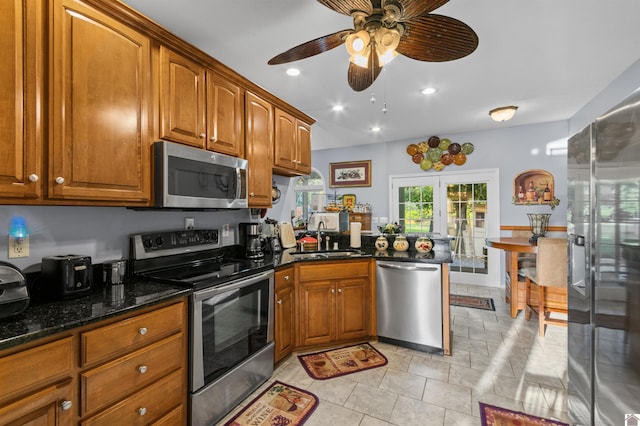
[[407, 136, 474, 172]]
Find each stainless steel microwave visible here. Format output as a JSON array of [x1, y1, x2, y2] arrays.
[[153, 141, 248, 209]]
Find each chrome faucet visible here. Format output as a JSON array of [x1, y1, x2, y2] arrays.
[[317, 220, 326, 249]]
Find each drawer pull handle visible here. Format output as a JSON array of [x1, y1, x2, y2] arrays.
[[61, 400, 72, 411], [138, 407, 147, 416], [277, 299, 282, 305], [138, 327, 148, 335], [138, 365, 148, 374]]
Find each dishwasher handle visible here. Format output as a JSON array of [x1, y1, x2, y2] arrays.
[[377, 263, 439, 272]]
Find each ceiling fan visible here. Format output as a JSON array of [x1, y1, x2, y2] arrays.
[[268, 0, 479, 92]]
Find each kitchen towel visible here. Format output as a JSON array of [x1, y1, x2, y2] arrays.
[[350, 222, 361, 248]]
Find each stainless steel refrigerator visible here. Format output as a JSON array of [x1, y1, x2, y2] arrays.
[[567, 89, 640, 425]]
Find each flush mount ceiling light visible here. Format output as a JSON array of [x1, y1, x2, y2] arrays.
[[286, 68, 300, 76], [332, 104, 344, 111], [371, 126, 381, 132], [489, 106, 518, 122], [421, 87, 436, 95], [268, 0, 478, 92]]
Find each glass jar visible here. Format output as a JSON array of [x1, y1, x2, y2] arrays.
[[375, 236, 389, 251], [392, 235, 409, 252], [415, 237, 434, 253]]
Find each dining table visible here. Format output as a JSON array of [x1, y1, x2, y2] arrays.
[[486, 237, 537, 318]]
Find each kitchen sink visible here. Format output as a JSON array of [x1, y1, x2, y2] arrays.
[[291, 249, 364, 260]]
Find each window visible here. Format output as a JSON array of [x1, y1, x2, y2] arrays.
[[293, 169, 325, 227]]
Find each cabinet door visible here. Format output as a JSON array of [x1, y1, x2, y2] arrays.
[[0, 0, 43, 199], [207, 71, 244, 157], [245, 91, 273, 208], [296, 120, 312, 175], [273, 109, 297, 171], [298, 280, 335, 346], [0, 380, 73, 425], [49, 0, 151, 202], [159, 47, 206, 148], [336, 277, 369, 340], [274, 284, 295, 363]]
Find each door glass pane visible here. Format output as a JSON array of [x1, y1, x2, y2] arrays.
[[397, 184, 435, 233], [447, 183, 488, 275]]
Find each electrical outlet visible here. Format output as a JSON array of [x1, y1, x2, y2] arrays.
[[372, 216, 379, 224], [185, 217, 195, 230], [222, 224, 230, 237], [379, 217, 388, 224], [8, 236, 29, 258]]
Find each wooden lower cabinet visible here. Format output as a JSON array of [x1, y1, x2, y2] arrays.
[[0, 297, 188, 426], [296, 260, 374, 349], [274, 266, 295, 363]]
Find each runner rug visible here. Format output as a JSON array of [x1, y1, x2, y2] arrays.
[[298, 342, 388, 380], [480, 402, 569, 426], [223, 381, 318, 426], [451, 294, 496, 311]]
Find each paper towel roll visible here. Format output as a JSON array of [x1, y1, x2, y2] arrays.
[[350, 222, 362, 248]]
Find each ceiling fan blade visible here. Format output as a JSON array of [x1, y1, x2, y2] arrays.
[[268, 30, 353, 65], [317, 0, 374, 16], [383, 0, 450, 21], [347, 53, 382, 91], [396, 14, 478, 62]]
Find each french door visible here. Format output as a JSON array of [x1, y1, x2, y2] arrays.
[[390, 169, 500, 286]]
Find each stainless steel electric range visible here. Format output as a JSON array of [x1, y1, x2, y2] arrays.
[[129, 229, 274, 426]]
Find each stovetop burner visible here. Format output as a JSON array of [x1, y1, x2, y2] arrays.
[[129, 229, 272, 290]]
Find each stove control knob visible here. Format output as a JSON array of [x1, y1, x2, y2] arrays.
[[143, 239, 153, 249], [155, 236, 164, 246], [202, 232, 211, 241]]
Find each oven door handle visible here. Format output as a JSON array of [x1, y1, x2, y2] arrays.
[[193, 270, 274, 301]]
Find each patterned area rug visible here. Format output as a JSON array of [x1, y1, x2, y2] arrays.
[[298, 343, 388, 380], [480, 402, 569, 426], [224, 381, 318, 426], [451, 294, 496, 311]]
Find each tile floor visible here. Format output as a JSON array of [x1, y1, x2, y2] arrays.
[[219, 283, 569, 425]]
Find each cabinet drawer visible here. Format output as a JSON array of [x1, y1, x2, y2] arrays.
[[275, 267, 294, 291], [81, 301, 184, 366], [81, 333, 183, 415], [0, 336, 73, 401], [81, 368, 183, 426], [298, 260, 369, 281]]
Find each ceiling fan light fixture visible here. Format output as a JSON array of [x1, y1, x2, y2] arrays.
[[346, 30, 370, 56], [374, 27, 401, 65], [489, 105, 518, 122]]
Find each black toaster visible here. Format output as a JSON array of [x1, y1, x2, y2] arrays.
[[40, 255, 93, 299]]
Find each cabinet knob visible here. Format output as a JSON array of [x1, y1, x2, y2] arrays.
[[55, 176, 65, 185], [210, 137, 217, 142], [138, 327, 148, 335], [338, 288, 342, 293], [28, 174, 39, 182], [138, 365, 148, 374], [277, 299, 282, 305], [61, 400, 72, 411], [138, 407, 147, 416], [249, 192, 255, 197], [331, 288, 335, 294], [199, 133, 206, 139], [284, 275, 289, 281]]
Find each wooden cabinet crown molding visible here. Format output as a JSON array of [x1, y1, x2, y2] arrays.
[[80, 0, 314, 125]]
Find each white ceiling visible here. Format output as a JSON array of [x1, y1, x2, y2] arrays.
[[122, 0, 640, 151]]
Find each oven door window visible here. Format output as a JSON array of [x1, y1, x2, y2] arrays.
[[168, 156, 236, 200], [200, 279, 270, 383]]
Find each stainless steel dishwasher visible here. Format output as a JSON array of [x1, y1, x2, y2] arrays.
[[376, 260, 443, 353]]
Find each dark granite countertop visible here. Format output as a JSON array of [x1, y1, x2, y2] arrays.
[[0, 279, 190, 351]]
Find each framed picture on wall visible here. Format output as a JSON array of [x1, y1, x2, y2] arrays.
[[329, 160, 372, 187]]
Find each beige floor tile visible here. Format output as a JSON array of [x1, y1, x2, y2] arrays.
[[389, 395, 446, 426], [443, 409, 479, 425], [308, 376, 357, 405], [382, 349, 414, 372], [408, 355, 451, 381], [360, 415, 394, 426], [343, 383, 398, 421], [423, 378, 472, 414], [303, 400, 364, 426], [379, 368, 427, 400]]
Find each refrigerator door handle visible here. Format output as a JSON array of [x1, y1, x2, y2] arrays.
[[569, 234, 587, 296]]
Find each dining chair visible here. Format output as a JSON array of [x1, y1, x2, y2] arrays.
[[524, 237, 568, 336]]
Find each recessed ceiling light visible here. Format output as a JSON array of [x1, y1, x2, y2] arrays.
[[286, 68, 300, 76], [332, 105, 344, 112], [422, 87, 436, 95], [371, 126, 381, 132]]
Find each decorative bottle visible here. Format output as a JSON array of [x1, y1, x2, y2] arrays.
[[543, 183, 552, 201], [517, 185, 525, 202], [526, 180, 536, 201]]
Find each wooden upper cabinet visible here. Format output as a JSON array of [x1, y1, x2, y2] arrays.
[[0, 0, 44, 199], [159, 47, 206, 148], [207, 71, 244, 157], [49, 0, 151, 202], [273, 108, 312, 176], [245, 91, 273, 208]]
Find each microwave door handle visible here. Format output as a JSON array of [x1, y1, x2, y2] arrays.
[[235, 167, 242, 200]]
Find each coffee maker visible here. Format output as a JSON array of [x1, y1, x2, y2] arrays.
[[239, 223, 264, 259]]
